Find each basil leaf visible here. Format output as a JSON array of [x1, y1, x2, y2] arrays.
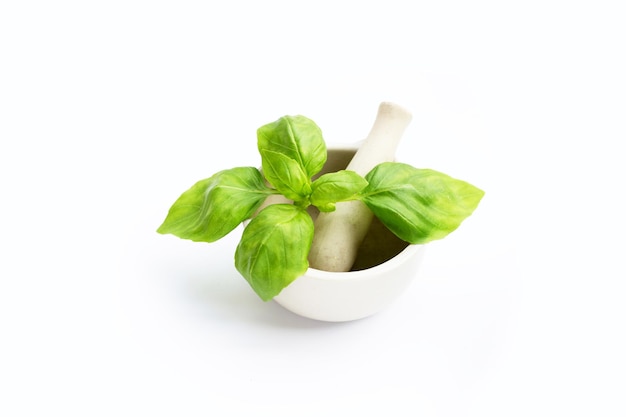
[[310, 170, 368, 212], [259, 149, 312, 203], [257, 115, 327, 179], [157, 167, 272, 243], [361, 162, 484, 244], [235, 204, 314, 301]]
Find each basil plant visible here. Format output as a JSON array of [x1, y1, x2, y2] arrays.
[[158, 115, 484, 301]]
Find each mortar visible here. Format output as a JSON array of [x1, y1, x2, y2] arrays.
[[273, 145, 425, 322]]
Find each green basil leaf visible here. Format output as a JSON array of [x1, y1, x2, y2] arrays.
[[310, 170, 368, 211], [361, 162, 484, 244], [260, 149, 312, 203], [235, 204, 314, 301], [157, 167, 273, 243], [257, 115, 327, 179]]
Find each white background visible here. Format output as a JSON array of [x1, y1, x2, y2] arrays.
[[1, 1, 625, 416]]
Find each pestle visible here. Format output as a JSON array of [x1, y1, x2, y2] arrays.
[[308, 102, 413, 272]]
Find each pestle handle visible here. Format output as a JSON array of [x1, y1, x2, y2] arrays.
[[346, 102, 413, 175]]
